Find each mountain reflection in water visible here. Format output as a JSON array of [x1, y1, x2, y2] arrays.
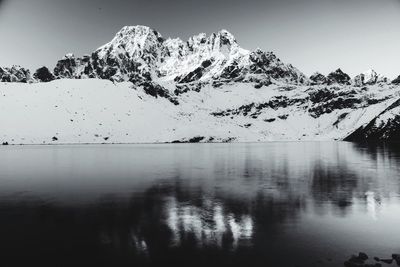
[[0, 142, 399, 267]]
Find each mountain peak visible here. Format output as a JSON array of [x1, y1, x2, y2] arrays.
[[118, 25, 160, 37], [5, 25, 308, 85], [310, 72, 328, 85], [210, 29, 238, 53], [334, 68, 345, 74], [363, 68, 376, 75], [215, 29, 236, 43], [327, 68, 351, 85], [185, 29, 239, 54], [97, 25, 164, 57], [112, 25, 163, 45], [63, 53, 75, 59], [352, 68, 388, 86]]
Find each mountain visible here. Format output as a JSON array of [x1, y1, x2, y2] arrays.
[[0, 66, 31, 83], [1, 25, 400, 144], [34, 66, 55, 82], [49, 26, 310, 88], [327, 69, 351, 85], [352, 69, 389, 87], [310, 72, 329, 85]]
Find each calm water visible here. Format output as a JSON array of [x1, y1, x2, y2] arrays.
[[0, 142, 399, 267]]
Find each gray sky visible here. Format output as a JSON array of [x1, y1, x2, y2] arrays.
[[1, 0, 400, 78]]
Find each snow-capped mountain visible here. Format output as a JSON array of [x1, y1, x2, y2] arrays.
[[51, 25, 309, 87], [1, 25, 400, 144], [310, 69, 386, 86], [352, 69, 389, 87]]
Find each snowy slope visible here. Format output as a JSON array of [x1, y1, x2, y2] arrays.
[[345, 98, 400, 141], [1, 79, 399, 145]]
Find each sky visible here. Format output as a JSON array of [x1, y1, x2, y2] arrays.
[[0, 0, 400, 78]]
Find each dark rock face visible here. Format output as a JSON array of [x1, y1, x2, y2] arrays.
[[34, 67, 55, 82], [174, 83, 203, 95], [345, 99, 400, 142], [53, 51, 156, 83], [89, 26, 164, 83], [172, 136, 207, 143], [91, 51, 152, 83], [216, 58, 273, 88], [52, 28, 165, 83], [0, 66, 31, 83], [392, 75, 400, 85], [392, 254, 400, 265], [358, 253, 369, 261], [211, 96, 306, 119], [309, 88, 336, 103], [248, 49, 308, 84], [53, 54, 81, 79], [327, 69, 351, 85], [309, 96, 362, 118], [346, 114, 400, 142], [219, 61, 242, 80], [374, 258, 393, 264], [140, 81, 179, 105], [307, 87, 379, 118], [344, 253, 382, 267], [54, 54, 75, 78], [175, 64, 209, 84], [188, 136, 205, 143], [310, 72, 329, 85]]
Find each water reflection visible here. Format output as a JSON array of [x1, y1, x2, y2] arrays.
[[164, 197, 254, 248], [0, 142, 399, 267], [165, 198, 253, 248]]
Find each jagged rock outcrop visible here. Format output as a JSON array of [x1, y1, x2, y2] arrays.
[[167, 30, 245, 83], [53, 53, 95, 79], [310, 72, 329, 85], [34, 66, 55, 82], [139, 81, 179, 105], [91, 26, 164, 82], [345, 99, 400, 142], [352, 69, 388, 87], [246, 49, 307, 85], [327, 69, 351, 85], [53, 53, 79, 79], [0, 66, 31, 83], [392, 75, 400, 85]]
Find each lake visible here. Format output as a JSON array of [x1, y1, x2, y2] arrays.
[[0, 142, 399, 267]]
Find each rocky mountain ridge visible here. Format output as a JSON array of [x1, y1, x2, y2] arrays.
[[2, 26, 397, 89]]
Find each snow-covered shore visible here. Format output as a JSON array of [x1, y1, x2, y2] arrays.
[[1, 79, 399, 145]]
